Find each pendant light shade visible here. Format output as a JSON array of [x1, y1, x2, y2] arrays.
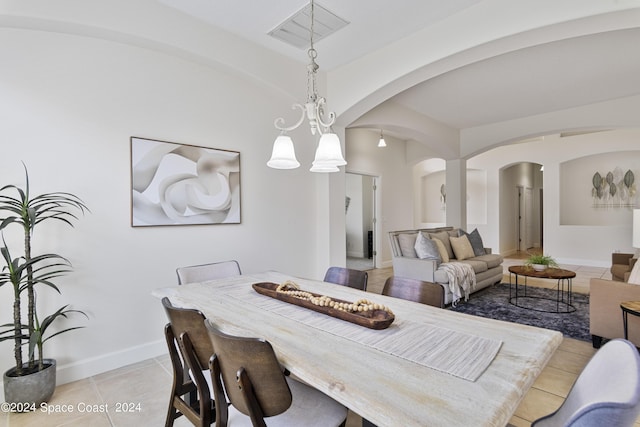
[[310, 163, 340, 173], [267, 135, 300, 169], [378, 129, 387, 147], [310, 132, 346, 173]]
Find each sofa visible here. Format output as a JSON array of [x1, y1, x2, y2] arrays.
[[590, 278, 640, 348], [611, 253, 638, 282], [389, 227, 503, 305]]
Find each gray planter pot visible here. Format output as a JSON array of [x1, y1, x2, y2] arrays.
[[3, 359, 56, 408]]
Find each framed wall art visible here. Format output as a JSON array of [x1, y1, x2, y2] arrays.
[[130, 137, 241, 226]]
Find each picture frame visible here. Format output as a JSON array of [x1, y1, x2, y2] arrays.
[[130, 137, 241, 226]]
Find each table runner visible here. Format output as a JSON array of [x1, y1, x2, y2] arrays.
[[226, 286, 502, 382]]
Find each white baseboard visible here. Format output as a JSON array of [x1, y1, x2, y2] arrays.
[[556, 257, 610, 268], [56, 340, 166, 386]]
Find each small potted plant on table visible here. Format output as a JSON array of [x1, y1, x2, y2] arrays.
[[525, 254, 559, 272]]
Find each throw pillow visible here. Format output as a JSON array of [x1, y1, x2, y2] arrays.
[[397, 233, 418, 258], [629, 258, 640, 285], [447, 229, 460, 238], [450, 235, 475, 261], [460, 228, 486, 257], [433, 238, 449, 263], [414, 232, 442, 262], [429, 230, 454, 260]]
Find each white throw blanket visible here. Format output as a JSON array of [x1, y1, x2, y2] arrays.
[[439, 262, 476, 306]]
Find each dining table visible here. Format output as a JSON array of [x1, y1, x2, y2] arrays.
[[153, 271, 563, 427]]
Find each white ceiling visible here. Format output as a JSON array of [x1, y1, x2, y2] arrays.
[[157, 0, 640, 145], [157, 0, 482, 69], [392, 28, 640, 129]]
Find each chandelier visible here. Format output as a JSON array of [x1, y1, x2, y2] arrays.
[[267, 0, 347, 173], [378, 129, 387, 147]]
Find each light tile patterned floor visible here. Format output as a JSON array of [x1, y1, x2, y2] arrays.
[[2, 256, 636, 427]]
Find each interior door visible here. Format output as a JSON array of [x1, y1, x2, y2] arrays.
[[525, 187, 534, 250], [345, 173, 377, 270]]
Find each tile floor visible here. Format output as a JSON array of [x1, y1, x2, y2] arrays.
[[1, 256, 636, 427]]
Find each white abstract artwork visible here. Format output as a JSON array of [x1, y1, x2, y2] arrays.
[[131, 137, 240, 226]]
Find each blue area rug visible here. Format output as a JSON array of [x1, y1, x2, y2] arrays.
[[449, 283, 590, 342]]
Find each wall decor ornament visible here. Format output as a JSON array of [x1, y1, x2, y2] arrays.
[[591, 167, 636, 208], [131, 137, 240, 226]]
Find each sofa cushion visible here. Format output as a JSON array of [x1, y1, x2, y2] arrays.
[[460, 228, 486, 257], [414, 232, 441, 262], [429, 231, 454, 260], [450, 235, 475, 261], [397, 233, 418, 258], [433, 238, 449, 263], [472, 254, 504, 269], [460, 259, 489, 274]]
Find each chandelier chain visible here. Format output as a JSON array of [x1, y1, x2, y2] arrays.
[[268, 0, 346, 172], [307, 0, 318, 104]]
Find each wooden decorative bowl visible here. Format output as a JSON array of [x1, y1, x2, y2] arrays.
[[252, 282, 395, 330]]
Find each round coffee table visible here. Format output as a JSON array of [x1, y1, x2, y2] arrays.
[[508, 265, 576, 313], [620, 301, 640, 340]]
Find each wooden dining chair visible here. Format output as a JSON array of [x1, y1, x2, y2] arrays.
[[176, 260, 241, 285], [382, 276, 445, 308], [162, 297, 218, 427], [205, 320, 348, 427], [324, 266, 368, 291]]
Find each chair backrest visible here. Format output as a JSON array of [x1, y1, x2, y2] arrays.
[[382, 276, 444, 308], [162, 297, 215, 426], [176, 260, 241, 285], [533, 339, 640, 427], [324, 266, 368, 291], [205, 320, 292, 419], [162, 297, 212, 369]]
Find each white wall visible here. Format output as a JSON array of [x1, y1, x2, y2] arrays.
[[345, 129, 413, 267], [469, 129, 640, 267], [0, 23, 332, 397], [410, 131, 639, 265], [560, 152, 639, 225]]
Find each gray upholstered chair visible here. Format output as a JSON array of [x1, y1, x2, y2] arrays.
[[532, 339, 640, 427], [611, 253, 637, 282], [323, 266, 368, 291], [205, 320, 348, 427], [176, 260, 241, 285]]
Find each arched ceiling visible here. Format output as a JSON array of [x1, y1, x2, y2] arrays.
[[5, 0, 640, 160], [390, 28, 640, 130]]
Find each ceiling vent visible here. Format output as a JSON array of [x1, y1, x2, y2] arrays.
[[268, 2, 349, 49]]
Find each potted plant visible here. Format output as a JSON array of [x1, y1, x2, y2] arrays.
[[525, 253, 559, 271], [0, 165, 88, 407]]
